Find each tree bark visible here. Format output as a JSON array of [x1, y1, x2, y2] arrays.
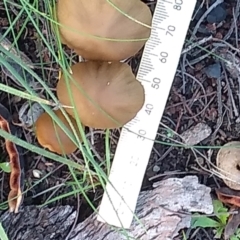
[[0, 176, 213, 240]]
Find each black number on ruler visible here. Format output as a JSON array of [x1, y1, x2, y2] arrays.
[[151, 77, 161, 89], [166, 25, 176, 36], [137, 129, 146, 140], [173, 0, 182, 10], [159, 52, 168, 63], [145, 103, 153, 115]]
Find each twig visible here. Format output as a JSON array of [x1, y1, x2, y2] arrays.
[[223, 0, 240, 41], [222, 63, 239, 117], [193, 148, 221, 189], [189, 48, 216, 65], [176, 70, 208, 105], [180, 54, 187, 94], [87, 139, 103, 162], [165, 92, 216, 110], [149, 170, 199, 181], [233, 7, 239, 49], [172, 88, 198, 122], [182, 36, 213, 54], [238, 75, 240, 111], [212, 38, 240, 53], [190, 0, 224, 39], [157, 146, 174, 163], [0, 32, 34, 69], [175, 109, 183, 132], [210, 76, 224, 143], [187, 95, 215, 120], [201, 228, 214, 240]]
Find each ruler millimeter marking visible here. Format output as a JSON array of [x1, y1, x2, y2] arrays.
[[97, 0, 197, 229]]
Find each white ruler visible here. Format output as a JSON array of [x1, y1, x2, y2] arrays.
[[97, 0, 197, 229]]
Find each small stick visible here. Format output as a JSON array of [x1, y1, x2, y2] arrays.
[[182, 36, 213, 54], [191, 0, 224, 39]]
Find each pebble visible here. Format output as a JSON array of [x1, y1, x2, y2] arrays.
[[153, 165, 160, 172], [181, 123, 212, 146], [32, 169, 42, 178], [204, 62, 221, 78], [207, 5, 227, 23]]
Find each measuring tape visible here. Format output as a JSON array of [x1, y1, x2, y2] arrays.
[[97, 0, 197, 229]]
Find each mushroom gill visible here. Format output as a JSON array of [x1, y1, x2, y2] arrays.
[[56, 0, 152, 61], [35, 109, 84, 155], [216, 141, 240, 190], [56, 61, 145, 129]]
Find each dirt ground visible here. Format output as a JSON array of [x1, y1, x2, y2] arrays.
[[0, 0, 240, 239]]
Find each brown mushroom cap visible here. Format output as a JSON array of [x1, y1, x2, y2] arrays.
[[56, 0, 152, 61], [35, 109, 84, 155], [216, 141, 240, 190], [56, 61, 145, 129]]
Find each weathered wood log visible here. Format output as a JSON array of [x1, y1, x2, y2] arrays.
[[69, 176, 213, 240], [0, 176, 213, 240], [0, 205, 76, 239]]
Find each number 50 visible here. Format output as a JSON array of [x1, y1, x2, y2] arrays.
[[151, 77, 161, 89]]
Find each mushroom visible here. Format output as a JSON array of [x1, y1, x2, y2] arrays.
[[34, 109, 84, 154], [56, 61, 145, 129], [56, 0, 152, 61], [216, 141, 240, 190]]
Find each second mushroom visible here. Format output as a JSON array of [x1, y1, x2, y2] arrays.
[[56, 61, 145, 129]]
